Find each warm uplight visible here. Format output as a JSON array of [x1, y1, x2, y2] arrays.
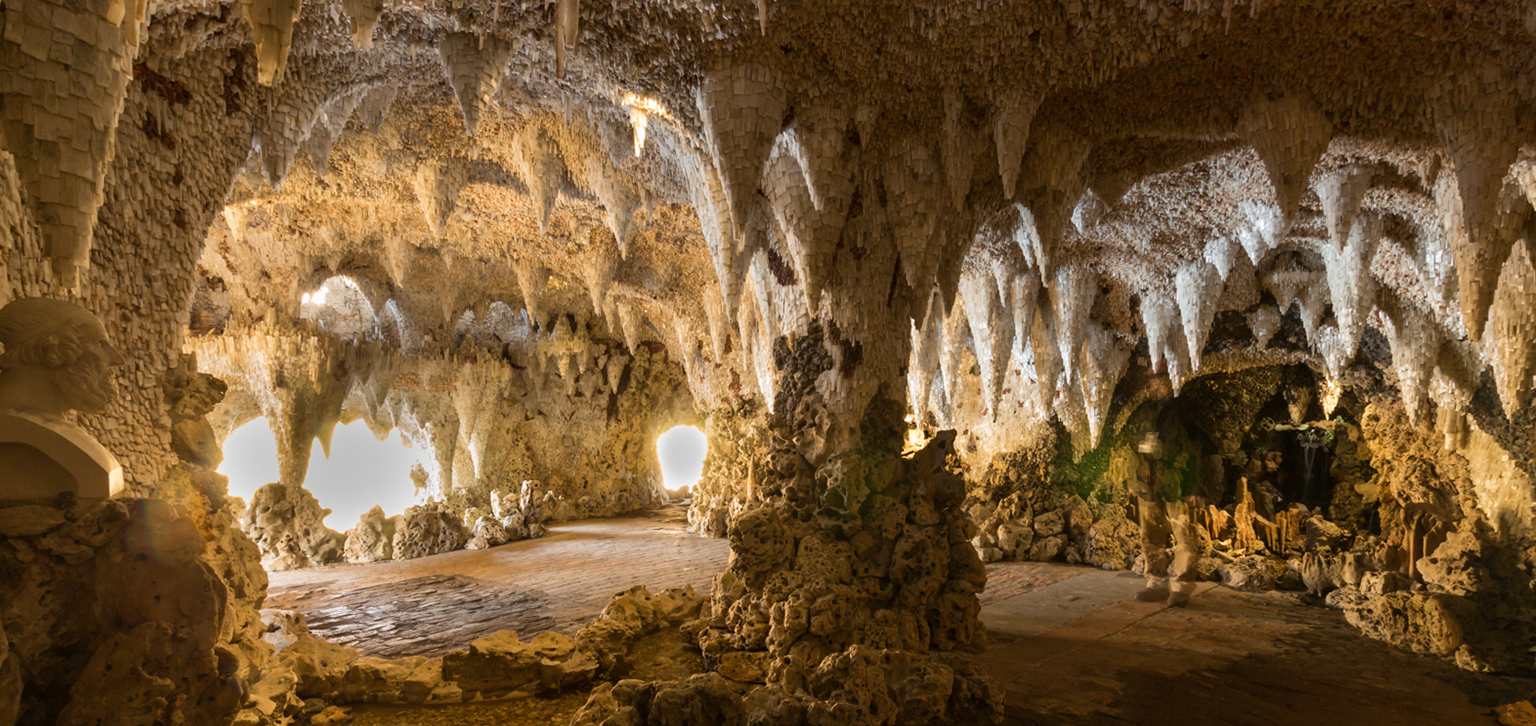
[[656, 425, 707, 491]]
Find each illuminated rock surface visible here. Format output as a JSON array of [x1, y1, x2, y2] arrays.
[[3, 1, 1536, 724]]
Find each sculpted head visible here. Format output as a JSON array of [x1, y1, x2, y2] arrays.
[[0, 298, 126, 419]]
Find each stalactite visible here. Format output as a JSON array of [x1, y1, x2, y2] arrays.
[[1487, 238, 1536, 415], [438, 32, 514, 137], [1236, 93, 1333, 232], [513, 125, 569, 234], [695, 61, 787, 238], [555, 0, 580, 78], [1, 0, 147, 288], [942, 87, 979, 213], [1015, 122, 1091, 278], [340, 0, 383, 48], [1049, 263, 1097, 386], [513, 260, 551, 327], [1431, 64, 1524, 341], [238, 0, 303, 85], [413, 158, 466, 239], [1175, 260, 1223, 372], [993, 86, 1041, 201]]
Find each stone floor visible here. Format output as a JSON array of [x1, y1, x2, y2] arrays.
[[264, 507, 730, 658], [979, 564, 1534, 725], [266, 514, 1533, 724]]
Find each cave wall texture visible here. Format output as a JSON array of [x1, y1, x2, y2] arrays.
[[3, 0, 1536, 724]]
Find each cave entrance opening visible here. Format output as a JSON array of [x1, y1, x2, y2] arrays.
[[219, 416, 424, 529], [656, 425, 707, 494]]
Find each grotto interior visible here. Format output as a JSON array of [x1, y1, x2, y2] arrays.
[[3, 1, 1536, 725]]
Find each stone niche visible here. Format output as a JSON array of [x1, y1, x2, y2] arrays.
[[0, 420, 124, 502]]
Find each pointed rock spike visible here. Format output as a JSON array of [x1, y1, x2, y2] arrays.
[[695, 61, 787, 239], [994, 86, 1041, 201], [1236, 93, 1333, 232]]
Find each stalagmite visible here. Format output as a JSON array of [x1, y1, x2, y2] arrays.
[[438, 32, 514, 137], [695, 61, 787, 237], [340, 0, 383, 48], [239, 0, 303, 85], [1487, 238, 1536, 415], [1431, 65, 1524, 341], [513, 125, 568, 234], [994, 86, 1042, 200], [1236, 94, 1333, 231]]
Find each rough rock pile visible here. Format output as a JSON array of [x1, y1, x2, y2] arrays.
[[390, 502, 467, 561], [0, 497, 270, 726], [596, 381, 1003, 724], [342, 505, 397, 563], [242, 482, 346, 571]]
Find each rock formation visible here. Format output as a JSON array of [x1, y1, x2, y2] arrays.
[[3, 0, 1536, 722]]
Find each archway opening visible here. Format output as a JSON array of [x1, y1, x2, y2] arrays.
[[656, 425, 708, 493], [219, 417, 423, 529]]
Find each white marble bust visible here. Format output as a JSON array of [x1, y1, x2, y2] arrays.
[[0, 298, 126, 501]]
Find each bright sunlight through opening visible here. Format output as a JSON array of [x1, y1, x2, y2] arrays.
[[220, 418, 425, 529], [656, 425, 707, 491]]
